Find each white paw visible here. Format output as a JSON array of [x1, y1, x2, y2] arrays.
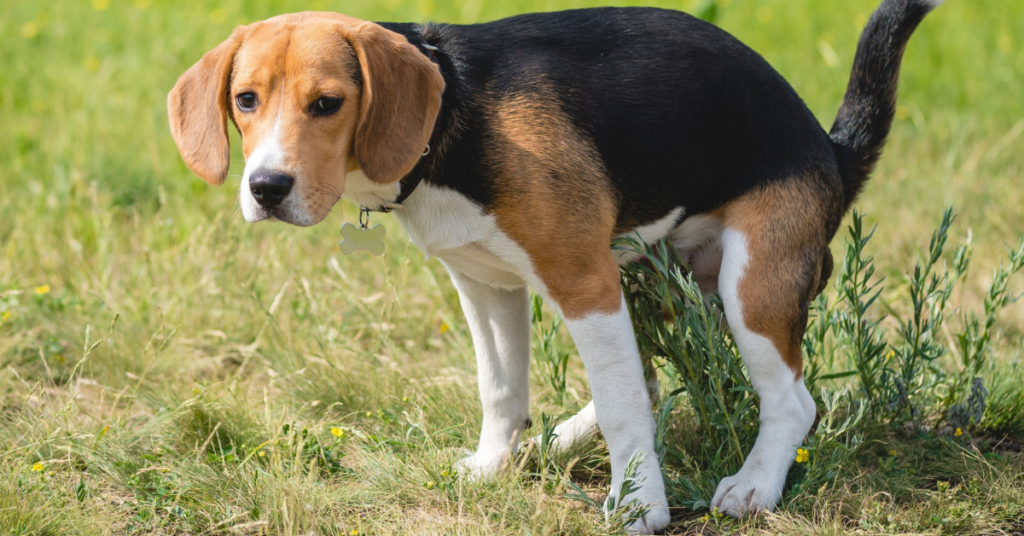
[[605, 458, 671, 534], [551, 402, 599, 451], [618, 505, 671, 535], [711, 469, 785, 518], [455, 449, 509, 481]]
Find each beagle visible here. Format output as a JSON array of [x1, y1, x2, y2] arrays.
[[168, 0, 942, 531]]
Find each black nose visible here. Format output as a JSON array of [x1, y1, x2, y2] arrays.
[[249, 171, 294, 208]]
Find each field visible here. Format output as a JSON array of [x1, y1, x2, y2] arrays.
[[2, 0, 1023, 534]]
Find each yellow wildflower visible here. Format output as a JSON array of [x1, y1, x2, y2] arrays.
[[2, 311, 11, 322], [402, 396, 409, 403], [700, 514, 710, 523], [92, 0, 110, 11], [955, 427, 963, 437], [32, 463, 44, 472], [34, 285, 51, 295], [209, 8, 227, 24], [441, 470, 450, 477], [258, 450, 266, 457], [998, 35, 1012, 54], [795, 448, 809, 463], [331, 427, 344, 438], [22, 22, 39, 39], [439, 322, 449, 334], [365, 411, 372, 418], [889, 449, 897, 456], [425, 480, 435, 489], [350, 530, 359, 536]]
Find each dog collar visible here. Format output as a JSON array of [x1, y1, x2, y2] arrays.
[[365, 44, 442, 214]]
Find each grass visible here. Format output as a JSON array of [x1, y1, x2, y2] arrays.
[[1, 0, 1023, 533]]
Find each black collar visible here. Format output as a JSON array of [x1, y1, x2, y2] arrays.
[[366, 45, 441, 213]]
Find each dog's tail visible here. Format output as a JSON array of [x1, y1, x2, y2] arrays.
[[829, 0, 943, 210]]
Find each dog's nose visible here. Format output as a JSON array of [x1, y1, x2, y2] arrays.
[[249, 171, 294, 208]]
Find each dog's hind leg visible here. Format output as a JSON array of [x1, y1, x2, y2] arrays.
[[446, 266, 534, 480], [710, 181, 828, 517]]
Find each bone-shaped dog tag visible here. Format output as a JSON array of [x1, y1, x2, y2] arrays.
[[339, 222, 386, 256]]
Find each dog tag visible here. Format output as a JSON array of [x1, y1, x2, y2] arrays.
[[339, 222, 386, 256]]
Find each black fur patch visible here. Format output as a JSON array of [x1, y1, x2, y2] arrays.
[[377, 1, 932, 234]]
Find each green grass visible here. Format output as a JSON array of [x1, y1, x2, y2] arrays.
[[1, 0, 1023, 534]]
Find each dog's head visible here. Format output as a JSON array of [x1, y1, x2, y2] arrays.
[[168, 12, 444, 226]]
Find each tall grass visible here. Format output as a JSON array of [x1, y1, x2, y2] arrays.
[[618, 210, 1024, 528]]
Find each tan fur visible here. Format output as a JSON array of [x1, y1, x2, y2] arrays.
[[349, 22, 445, 184], [167, 12, 444, 221], [721, 178, 830, 376], [486, 91, 620, 319], [167, 26, 248, 185]]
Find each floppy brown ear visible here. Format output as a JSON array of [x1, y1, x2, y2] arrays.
[[350, 23, 445, 184], [167, 26, 247, 186]]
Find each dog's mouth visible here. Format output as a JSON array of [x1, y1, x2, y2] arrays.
[[243, 203, 335, 228], [270, 207, 319, 227]]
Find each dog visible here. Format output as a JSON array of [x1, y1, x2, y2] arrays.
[[168, 0, 943, 531]]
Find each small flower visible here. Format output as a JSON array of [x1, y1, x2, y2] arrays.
[[32, 463, 44, 472], [889, 449, 897, 456], [439, 322, 449, 334], [34, 285, 51, 295], [365, 411, 372, 418], [258, 450, 266, 457], [441, 470, 450, 477], [887, 349, 896, 358], [331, 427, 344, 438], [699, 514, 710, 523], [85, 56, 101, 73], [402, 396, 408, 403], [350, 530, 359, 536], [955, 427, 963, 437], [209, 8, 227, 24], [92, 0, 110, 11], [21, 22, 39, 39], [424, 480, 435, 489], [1, 311, 12, 322], [795, 448, 809, 463]]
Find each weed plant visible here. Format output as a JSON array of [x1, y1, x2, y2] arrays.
[[612, 208, 1024, 532]]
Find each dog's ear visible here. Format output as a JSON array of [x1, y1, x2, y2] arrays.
[[167, 26, 248, 186], [349, 23, 445, 184]]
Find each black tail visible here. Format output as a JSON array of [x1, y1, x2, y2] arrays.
[[830, 0, 942, 210]]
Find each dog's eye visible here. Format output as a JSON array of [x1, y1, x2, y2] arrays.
[[312, 96, 342, 117], [236, 92, 257, 112]]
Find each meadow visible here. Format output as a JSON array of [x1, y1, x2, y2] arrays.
[[1, 0, 1023, 534]]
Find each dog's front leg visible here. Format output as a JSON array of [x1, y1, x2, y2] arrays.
[[446, 265, 533, 479], [557, 290, 671, 533]]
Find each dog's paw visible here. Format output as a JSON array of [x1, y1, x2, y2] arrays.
[[455, 449, 509, 481], [615, 503, 671, 535], [604, 459, 671, 534], [711, 469, 784, 518]]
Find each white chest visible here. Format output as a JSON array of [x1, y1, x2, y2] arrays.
[[393, 183, 537, 290]]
